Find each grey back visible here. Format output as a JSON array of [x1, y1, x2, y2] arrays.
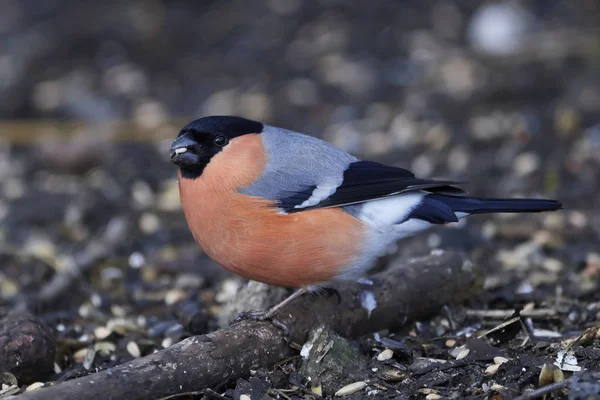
[[239, 125, 357, 205]]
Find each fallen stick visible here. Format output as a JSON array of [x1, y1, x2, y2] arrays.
[[17, 250, 481, 400]]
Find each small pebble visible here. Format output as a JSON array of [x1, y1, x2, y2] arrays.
[[239, 395, 251, 400], [425, 394, 441, 400]]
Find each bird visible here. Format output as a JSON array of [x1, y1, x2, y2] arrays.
[[170, 115, 561, 318]]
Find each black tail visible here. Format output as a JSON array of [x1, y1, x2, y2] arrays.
[[430, 194, 562, 214]]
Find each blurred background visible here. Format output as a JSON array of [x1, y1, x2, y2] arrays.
[[0, 0, 600, 385]]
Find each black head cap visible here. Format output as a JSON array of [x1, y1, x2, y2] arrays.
[[170, 116, 264, 179]]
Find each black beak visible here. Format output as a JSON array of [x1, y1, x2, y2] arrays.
[[170, 134, 197, 165]]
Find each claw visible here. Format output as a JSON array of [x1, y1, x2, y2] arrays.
[[234, 310, 269, 323], [233, 310, 290, 338]]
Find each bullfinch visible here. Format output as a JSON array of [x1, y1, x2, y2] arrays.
[[170, 116, 561, 317]]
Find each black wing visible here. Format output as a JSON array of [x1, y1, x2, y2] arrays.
[[280, 161, 465, 213]]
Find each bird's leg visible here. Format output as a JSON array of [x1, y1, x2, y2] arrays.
[[234, 288, 308, 322], [308, 286, 341, 304]]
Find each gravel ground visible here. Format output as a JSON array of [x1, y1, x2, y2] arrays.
[[1, 1, 600, 399]]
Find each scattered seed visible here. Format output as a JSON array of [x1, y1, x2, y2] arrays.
[[485, 364, 500, 375], [377, 349, 394, 361], [418, 388, 439, 395], [539, 363, 555, 387], [95, 341, 116, 355], [335, 381, 367, 397], [94, 326, 112, 340], [425, 394, 441, 400], [107, 318, 138, 335], [449, 344, 467, 358], [25, 382, 45, 392], [78, 304, 92, 318], [111, 304, 126, 317], [456, 348, 470, 360], [494, 356, 509, 365], [73, 347, 90, 363], [553, 367, 565, 383], [162, 337, 173, 348], [445, 339, 456, 348], [165, 289, 187, 305], [239, 395, 251, 400], [127, 341, 141, 358], [380, 368, 407, 382]]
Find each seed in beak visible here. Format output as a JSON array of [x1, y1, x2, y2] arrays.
[[174, 147, 188, 155]]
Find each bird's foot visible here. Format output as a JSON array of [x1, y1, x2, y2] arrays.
[[234, 309, 270, 322], [232, 288, 308, 336], [234, 310, 290, 337]]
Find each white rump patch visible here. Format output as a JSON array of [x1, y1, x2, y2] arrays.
[[358, 193, 425, 231]]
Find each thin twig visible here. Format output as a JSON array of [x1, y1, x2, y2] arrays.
[[512, 378, 571, 400], [466, 308, 559, 320]]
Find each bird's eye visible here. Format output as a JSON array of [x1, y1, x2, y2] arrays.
[[214, 135, 228, 146]]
